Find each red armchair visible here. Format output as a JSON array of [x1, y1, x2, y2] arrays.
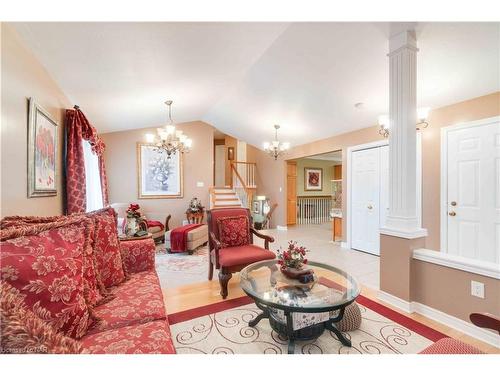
[[207, 207, 276, 299]]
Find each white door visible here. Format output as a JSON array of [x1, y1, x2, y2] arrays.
[[351, 147, 381, 255], [446, 120, 500, 263]]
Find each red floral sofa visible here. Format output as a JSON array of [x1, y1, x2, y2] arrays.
[[0, 208, 175, 354]]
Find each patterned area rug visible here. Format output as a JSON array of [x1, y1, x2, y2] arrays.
[[155, 245, 208, 289], [168, 295, 446, 354]]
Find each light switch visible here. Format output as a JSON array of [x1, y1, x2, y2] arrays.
[[196, 182, 204, 187]]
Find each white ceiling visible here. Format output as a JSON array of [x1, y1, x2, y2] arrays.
[[11, 22, 500, 148]]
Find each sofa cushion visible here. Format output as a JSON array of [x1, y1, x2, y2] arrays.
[[419, 337, 483, 354], [119, 238, 156, 275], [0, 217, 95, 339], [217, 215, 250, 248], [0, 214, 106, 307], [88, 208, 126, 288], [87, 270, 166, 334], [0, 281, 83, 354], [81, 320, 175, 354], [218, 244, 276, 267]]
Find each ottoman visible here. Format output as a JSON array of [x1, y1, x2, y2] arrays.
[[165, 224, 208, 254]]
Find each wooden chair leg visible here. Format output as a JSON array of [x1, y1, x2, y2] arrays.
[[218, 269, 232, 299], [208, 257, 214, 280]]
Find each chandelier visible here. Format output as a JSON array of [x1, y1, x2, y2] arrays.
[[378, 107, 430, 138], [263, 124, 290, 160], [145, 100, 192, 158]]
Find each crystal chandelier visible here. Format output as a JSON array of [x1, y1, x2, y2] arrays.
[[378, 107, 430, 138], [263, 124, 290, 160], [145, 100, 192, 158]]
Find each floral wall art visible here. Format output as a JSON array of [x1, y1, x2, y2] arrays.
[[27, 98, 58, 197], [137, 143, 183, 198]]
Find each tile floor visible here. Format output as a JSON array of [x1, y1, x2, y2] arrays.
[[156, 222, 380, 290], [256, 222, 380, 290]]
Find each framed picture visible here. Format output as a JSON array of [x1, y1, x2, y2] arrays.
[[137, 143, 183, 199], [304, 167, 323, 191], [28, 98, 58, 197], [253, 201, 260, 213], [227, 146, 235, 161]]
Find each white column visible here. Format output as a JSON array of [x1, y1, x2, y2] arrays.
[[381, 30, 427, 239]]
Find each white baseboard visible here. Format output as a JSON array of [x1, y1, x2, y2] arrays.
[[410, 302, 500, 349], [377, 290, 413, 313], [377, 291, 500, 348], [276, 225, 288, 231], [340, 241, 349, 249]]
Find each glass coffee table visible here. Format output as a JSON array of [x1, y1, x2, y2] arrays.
[[240, 260, 360, 354]]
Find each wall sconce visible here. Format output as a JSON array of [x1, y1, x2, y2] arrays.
[[378, 108, 430, 138]]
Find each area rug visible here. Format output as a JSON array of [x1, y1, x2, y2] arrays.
[[168, 295, 446, 354], [155, 245, 209, 289]]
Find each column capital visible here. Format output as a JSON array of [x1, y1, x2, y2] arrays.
[[389, 30, 418, 56]]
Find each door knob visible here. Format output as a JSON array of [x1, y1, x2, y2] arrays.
[[448, 211, 456, 217], [450, 201, 457, 206], [367, 205, 373, 210]]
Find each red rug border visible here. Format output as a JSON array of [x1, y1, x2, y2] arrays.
[[168, 294, 448, 342]]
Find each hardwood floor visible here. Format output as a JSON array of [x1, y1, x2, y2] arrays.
[[163, 274, 500, 354]]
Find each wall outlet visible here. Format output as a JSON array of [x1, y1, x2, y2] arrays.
[[471, 280, 485, 299], [196, 181, 204, 187]]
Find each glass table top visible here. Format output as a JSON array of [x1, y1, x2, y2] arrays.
[[240, 260, 360, 313]]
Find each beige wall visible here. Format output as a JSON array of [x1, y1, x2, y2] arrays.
[[421, 92, 500, 250], [1, 24, 71, 217], [253, 92, 500, 244], [296, 158, 338, 196], [101, 121, 214, 228], [412, 260, 500, 321]]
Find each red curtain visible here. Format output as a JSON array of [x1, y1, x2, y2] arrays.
[[65, 107, 109, 214]]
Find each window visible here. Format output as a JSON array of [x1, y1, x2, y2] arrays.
[[82, 140, 103, 212]]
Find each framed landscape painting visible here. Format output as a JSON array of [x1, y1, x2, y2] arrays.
[[28, 98, 58, 197], [137, 143, 183, 199], [304, 167, 323, 191]]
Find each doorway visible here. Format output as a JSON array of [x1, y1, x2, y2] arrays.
[[347, 137, 422, 255], [441, 116, 500, 264], [350, 144, 388, 255]]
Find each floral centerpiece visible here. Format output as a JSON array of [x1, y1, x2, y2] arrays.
[[187, 197, 204, 213], [124, 203, 145, 237], [277, 241, 312, 280]]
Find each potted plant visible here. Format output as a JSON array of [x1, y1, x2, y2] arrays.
[[277, 241, 312, 280]]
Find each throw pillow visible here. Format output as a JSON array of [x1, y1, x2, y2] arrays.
[[87, 208, 126, 288], [0, 281, 83, 354], [0, 214, 107, 307], [216, 215, 251, 248], [0, 217, 95, 339]]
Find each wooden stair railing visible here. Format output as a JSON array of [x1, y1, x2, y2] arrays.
[[230, 161, 257, 209]]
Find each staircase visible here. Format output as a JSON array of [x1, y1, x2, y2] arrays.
[[210, 187, 243, 209], [209, 161, 257, 210]]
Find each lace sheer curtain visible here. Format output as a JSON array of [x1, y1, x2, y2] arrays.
[[82, 140, 103, 212]]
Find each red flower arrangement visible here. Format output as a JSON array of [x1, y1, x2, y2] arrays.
[[126, 203, 141, 219], [277, 241, 309, 271]]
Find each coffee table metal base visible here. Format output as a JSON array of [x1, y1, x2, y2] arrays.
[[248, 301, 352, 354]]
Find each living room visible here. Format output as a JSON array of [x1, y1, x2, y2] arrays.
[[1, 1, 499, 373]]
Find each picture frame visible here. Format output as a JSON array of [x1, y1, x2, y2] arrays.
[[137, 143, 183, 199], [27, 98, 58, 197], [227, 146, 235, 161], [304, 167, 323, 191]]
